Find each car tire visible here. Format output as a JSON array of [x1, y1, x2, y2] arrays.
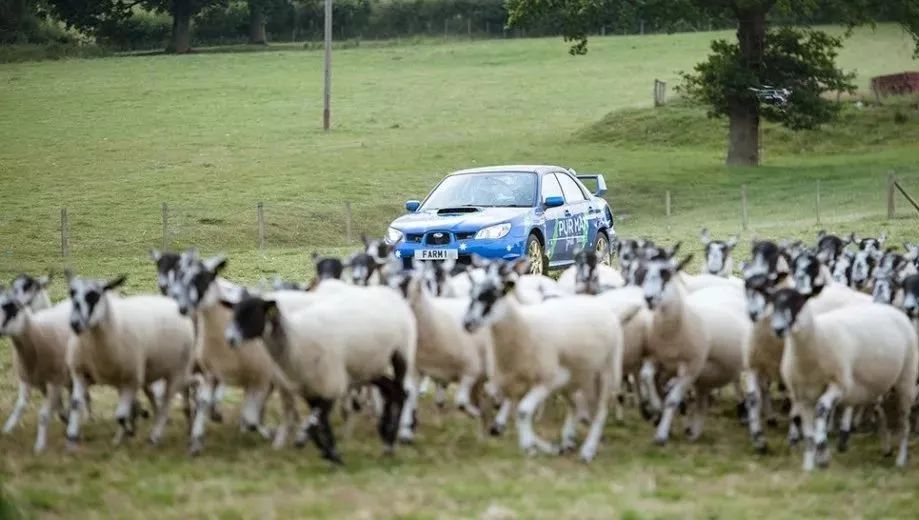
[[595, 231, 612, 266], [525, 233, 546, 275]]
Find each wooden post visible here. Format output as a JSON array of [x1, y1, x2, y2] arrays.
[[894, 179, 919, 216], [467, 18, 471, 37], [665, 191, 671, 218], [444, 18, 448, 38], [741, 184, 749, 231], [815, 180, 821, 225], [640, 19, 645, 35], [344, 201, 353, 244], [322, 0, 332, 131], [60, 208, 69, 259], [161, 202, 168, 252], [888, 172, 896, 220], [257, 202, 266, 250]]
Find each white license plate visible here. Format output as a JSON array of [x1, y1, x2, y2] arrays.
[[418, 249, 459, 260]]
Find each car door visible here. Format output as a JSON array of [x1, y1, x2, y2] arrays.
[[555, 171, 593, 261], [539, 173, 569, 266]]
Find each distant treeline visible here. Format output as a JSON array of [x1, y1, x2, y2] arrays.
[[1, 0, 909, 51]]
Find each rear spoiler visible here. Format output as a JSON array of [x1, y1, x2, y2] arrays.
[[576, 174, 607, 197]]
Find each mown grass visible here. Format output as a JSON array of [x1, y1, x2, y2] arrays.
[[1, 24, 919, 518]]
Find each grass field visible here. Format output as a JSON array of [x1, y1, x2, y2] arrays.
[[1, 24, 919, 518]]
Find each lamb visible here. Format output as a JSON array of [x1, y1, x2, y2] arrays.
[[699, 229, 737, 277], [462, 258, 631, 462], [65, 273, 195, 447], [640, 252, 750, 445], [770, 286, 918, 470], [224, 284, 417, 463], [405, 260, 494, 423], [557, 248, 625, 295], [0, 291, 72, 452]]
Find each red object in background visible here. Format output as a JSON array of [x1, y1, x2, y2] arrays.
[[871, 71, 919, 97]]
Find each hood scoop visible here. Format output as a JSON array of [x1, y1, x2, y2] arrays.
[[436, 207, 480, 215]]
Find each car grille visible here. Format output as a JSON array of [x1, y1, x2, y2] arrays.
[[425, 232, 452, 245], [455, 232, 475, 240]]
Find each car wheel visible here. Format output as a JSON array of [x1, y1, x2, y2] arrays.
[[526, 234, 545, 275], [595, 232, 611, 266]]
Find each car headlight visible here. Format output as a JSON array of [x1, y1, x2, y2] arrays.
[[475, 223, 511, 240], [385, 227, 404, 245]]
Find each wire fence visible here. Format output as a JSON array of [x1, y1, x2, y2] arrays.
[[1, 170, 917, 275]]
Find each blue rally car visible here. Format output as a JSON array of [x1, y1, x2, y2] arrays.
[[385, 165, 615, 274]]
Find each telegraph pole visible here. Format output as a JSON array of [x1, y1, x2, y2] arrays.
[[323, 0, 332, 131]]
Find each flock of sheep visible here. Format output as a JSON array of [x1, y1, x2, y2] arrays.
[[2, 229, 919, 472]]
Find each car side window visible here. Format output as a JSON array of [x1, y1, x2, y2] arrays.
[[541, 173, 563, 202], [557, 173, 586, 203]]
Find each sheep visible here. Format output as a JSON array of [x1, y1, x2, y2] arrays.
[[831, 249, 855, 286], [150, 250, 183, 296], [10, 273, 52, 311], [743, 239, 792, 279], [345, 235, 400, 286], [900, 274, 919, 319], [0, 291, 72, 452], [65, 273, 195, 447], [871, 250, 915, 305], [462, 258, 631, 462], [640, 252, 750, 445], [557, 248, 625, 295], [223, 284, 417, 464], [849, 232, 887, 291], [699, 229, 738, 277], [815, 230, 847, 270], [404, 259, 494, 423], [770, 286, 918, 470]]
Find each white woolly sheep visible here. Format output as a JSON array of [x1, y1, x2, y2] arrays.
[[771, 286, 918, 470], [557, 248, 625, 295], [462, 258, 631, 463], [65, 273, 195, 447], [699, 229, 738, 277], [224, 284, 417, 464], [0, 292, 72, 452]]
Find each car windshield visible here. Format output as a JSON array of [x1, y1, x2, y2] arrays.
[[421, 172, 537, 210]]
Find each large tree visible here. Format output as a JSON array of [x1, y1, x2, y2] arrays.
[[507, 0, 919, 166]]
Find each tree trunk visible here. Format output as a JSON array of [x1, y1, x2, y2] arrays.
[[725, 6, 767, 166], [167, 0, 193, 53], [248, 5, 267, 45]]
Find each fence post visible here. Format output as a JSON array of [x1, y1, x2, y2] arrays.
[[257, 202, 266, 250], [741, 184, 749, 231], [665, 190, 671, 218], [887, 172, 896, 220], [60, 208, 69, 259], [815, 180, 821, 225], [467, 18, 471, 37], [653, 80, 667, 107], [345, 201, 353, 244], [161, 202, 168, 252]]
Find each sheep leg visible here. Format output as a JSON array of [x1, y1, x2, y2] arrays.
[[814, 384, 843, 468], [875, 403, 892, 457], [211, 382, 226, 423], [455, 375, 482, 418], [687, 391, 709, 442], [516, 368, 569, 456], [55, 387, 68, 423], [65, 373, 88, 447], [742, 370, 767, 453], [490, 399, 512, 436], [559, 400, 579, 453], [189, 376, 216, 455], [787, 401, 802, 448], [371, 377, 404, 452], [34, 384, 61, 454], [896, 391, 912, 467], [397, 377, 417, 444], [639, 359, 662, 422], [761, 378, 778, 428], [305, 397, 342, 464], [149, 376, 182, 446], [733, 380, 747, 423], [579, 371, 611, 463], [241, 387, 274, 440], [2, 382, 30, 433], [113, 387, 138, 445], [434, 382, 449, 410], [799, 405, 817, 472], [273, 387, 298, 450], [654, 371, 691, 445], [142, 383, 161, 419], [837, 406, 854, 453]]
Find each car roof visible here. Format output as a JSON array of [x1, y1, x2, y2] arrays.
[[448, 165, 570, 176]]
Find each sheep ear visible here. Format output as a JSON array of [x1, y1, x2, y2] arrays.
[[104, 275, 127, 292], [150, 249, 162, 262], [203, 255, 228, 274], [847, 232, 857, 245], [726, 235, 738, 250], [361, 234, 370, 248], [667, 242, 682, 259], [674, 254, 693, 272], [700, 228, 711, 245]]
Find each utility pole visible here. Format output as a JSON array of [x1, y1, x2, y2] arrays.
[[323, 0, 332, 131]]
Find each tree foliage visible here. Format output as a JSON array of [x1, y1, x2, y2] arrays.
[[680, 28, 857, 130]]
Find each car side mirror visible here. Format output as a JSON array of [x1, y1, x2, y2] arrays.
[[405, 200, 421, 212], [544, 196, 565, 208]]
